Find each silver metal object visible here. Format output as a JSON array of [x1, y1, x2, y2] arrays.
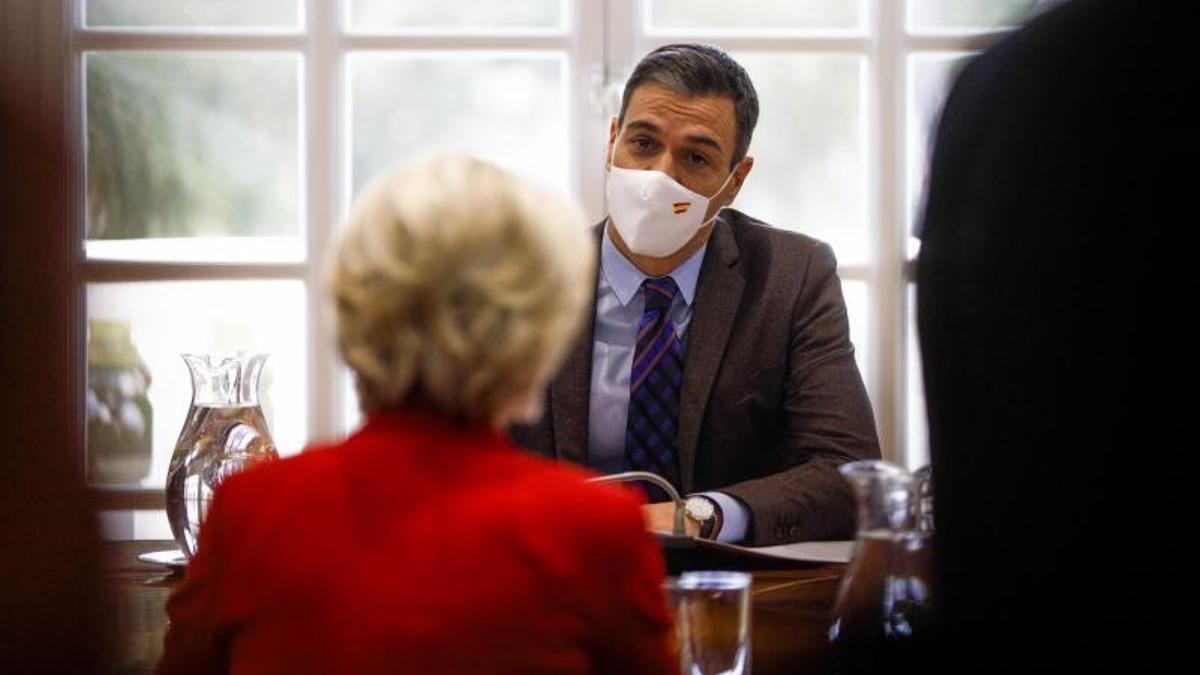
[[586, 471, 686, 536]]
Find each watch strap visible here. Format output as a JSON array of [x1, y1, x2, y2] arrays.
[[689, 495, 723, 540]]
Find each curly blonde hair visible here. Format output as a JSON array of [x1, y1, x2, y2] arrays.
[[329, 156, 594, 425]]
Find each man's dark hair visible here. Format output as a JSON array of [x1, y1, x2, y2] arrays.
[[618, 43, 759, 168]]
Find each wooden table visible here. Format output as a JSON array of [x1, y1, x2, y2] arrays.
[[103, 540, 844, 674], [103, 541, 182, 675]]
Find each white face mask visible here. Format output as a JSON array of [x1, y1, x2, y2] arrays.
[[605, 165, 735, 258]]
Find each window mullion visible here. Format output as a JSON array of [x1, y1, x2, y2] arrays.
[[868, 0, 907, 464], [82, 261, 308, 282], [305, 0, 340, 443]]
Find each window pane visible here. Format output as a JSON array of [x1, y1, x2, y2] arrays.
[[85, 52, 301, 260], [843, 279, 871, 402], [648, 0, 863, 32], [907, 53, 972, 258], [729, 53, 867, 265], [349, 54, 568, 199], [85, 0, 300, 29], [86, 281, 307, 489], [908, 0, 1038, 31], [342, 368, 362, 437], [906, 284, 928, 470], [349, 0, 562, 31]]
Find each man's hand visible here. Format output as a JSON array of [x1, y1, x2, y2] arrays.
[[642, 502, 699, 537]]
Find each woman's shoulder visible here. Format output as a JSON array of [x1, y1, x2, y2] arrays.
[[496, 449, 650, 536], [210, 441, 344, 511]]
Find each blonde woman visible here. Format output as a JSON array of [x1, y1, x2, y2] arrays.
[[158, 157, 675, 675]]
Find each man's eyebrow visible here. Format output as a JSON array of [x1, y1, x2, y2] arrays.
[[624, 119, 662, 134]]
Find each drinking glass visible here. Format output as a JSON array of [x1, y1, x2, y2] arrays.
[[665, 571, 752, 675]]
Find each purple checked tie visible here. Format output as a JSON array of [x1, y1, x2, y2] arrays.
[[624, 276, 683, 494]]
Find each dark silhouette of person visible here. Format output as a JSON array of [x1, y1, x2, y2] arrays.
[[918, 0, 1189, 670], [1, 69, 105, 675]]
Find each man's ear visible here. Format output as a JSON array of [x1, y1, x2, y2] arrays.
[[604, 116, 619, 169], [724, 156, 755, 205]]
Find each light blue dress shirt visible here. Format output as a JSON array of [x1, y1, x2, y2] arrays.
[[587, 224, 749, 544]]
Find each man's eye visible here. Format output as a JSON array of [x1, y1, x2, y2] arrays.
[[631, 137, 654, 151], [690, 152, 710, 166]]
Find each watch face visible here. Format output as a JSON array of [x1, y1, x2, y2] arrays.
[[686, 496, 714, 521]]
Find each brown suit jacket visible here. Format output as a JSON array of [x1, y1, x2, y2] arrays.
[[512, 209, 880, 545]]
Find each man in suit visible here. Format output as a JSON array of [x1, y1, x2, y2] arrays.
[[513, 44, 880, 546], [918, 0, 1187, 669]]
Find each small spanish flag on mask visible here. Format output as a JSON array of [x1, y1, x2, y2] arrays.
[[672, 201, 691, 214]]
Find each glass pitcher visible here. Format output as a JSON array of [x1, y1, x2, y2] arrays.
[[828, 461, 934, 674], [166, 352, 279, 558]]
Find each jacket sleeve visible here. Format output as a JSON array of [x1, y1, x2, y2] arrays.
[[720, 241, 881, 544]]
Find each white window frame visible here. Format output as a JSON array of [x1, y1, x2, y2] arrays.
[[66, 0, 1025, 514], [70, 0, 603, 511]]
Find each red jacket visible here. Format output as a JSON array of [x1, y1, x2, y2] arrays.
[[158, 408, 676, 674]]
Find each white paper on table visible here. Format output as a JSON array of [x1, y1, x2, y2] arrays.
[[746, 540, 855, 564]]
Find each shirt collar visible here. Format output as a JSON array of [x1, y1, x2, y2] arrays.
[[600, 220, 709, 308]]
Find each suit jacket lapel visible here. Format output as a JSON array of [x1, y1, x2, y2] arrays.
[[679, 220, 744, 493], [549, 223, 604, 465]]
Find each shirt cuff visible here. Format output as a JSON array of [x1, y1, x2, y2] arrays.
[[698, 491, 749, 544]]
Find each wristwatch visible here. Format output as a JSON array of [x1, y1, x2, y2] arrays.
[[684, 495, 723, 540]]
